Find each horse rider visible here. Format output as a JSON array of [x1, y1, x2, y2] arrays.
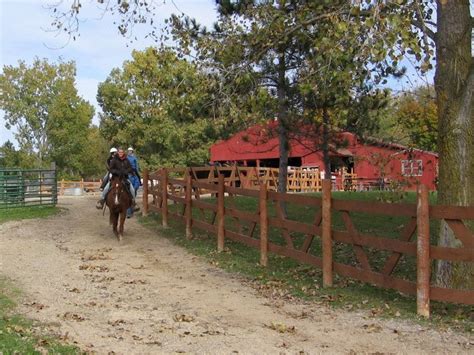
[[127, 147, 141, 192], [96, 148, 137, 210], [99, 147, 118, 191]]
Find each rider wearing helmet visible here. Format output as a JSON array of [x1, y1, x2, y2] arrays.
[[127, 147, 141, 214], [99, 147, 118, 191], [107, 147, 118, 168], [127, 147, 141, 187]]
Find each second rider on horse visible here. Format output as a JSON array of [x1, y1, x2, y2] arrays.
[[96, 148, 137, 210]]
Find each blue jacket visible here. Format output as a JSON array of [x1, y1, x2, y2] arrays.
[[127, 154, 141, 189], [127, 154, 139, 174]]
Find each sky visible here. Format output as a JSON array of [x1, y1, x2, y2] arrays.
[[0, 0, 435, 147], [0, 0, 218, 145]]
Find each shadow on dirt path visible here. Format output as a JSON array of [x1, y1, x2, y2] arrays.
[[0, 196, 472, 354]]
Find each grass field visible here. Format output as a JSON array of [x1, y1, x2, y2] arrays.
[[140, 190, 473, 333], [0, 206, 59, 224]]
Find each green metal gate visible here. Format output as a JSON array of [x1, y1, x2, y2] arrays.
[[0, 168, 57, 209]]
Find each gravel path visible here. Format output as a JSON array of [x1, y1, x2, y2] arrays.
[[0, 196, 472, 354]]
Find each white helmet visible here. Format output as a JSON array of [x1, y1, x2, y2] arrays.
[[127, 147, 134, 151], [110, 147, 118, 153]]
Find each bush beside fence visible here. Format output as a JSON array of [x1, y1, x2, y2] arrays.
[[142, 168, 474, 318]]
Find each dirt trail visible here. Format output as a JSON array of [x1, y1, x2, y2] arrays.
[[0, 196, 472, 354]]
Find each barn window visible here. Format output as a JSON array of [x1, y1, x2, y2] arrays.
[[401, 160, 423, 176]]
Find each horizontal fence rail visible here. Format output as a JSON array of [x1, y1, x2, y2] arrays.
[[58, 179, 102, 195], [0, 168, 57, 208], [143, 167, 474, 317], [158, 165, 381, 193]]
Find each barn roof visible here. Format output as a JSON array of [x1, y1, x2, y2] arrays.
[[210, 120, 438, 162]]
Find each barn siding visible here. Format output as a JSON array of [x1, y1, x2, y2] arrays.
[[210, 123, 438, 190]]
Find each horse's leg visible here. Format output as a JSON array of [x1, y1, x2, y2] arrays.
[[118, 210, 126, 241], [112, 211, 119, 238], [109, 209, 114, 226]]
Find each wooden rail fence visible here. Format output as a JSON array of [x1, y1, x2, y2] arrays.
[[162, 165, 362, 192], [58, 179, 102, 195], [142, 168, 474, 317]]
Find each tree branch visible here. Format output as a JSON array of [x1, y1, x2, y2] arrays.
[[411, 18, 437, 42]]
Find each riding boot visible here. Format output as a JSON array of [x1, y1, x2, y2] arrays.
[[100, 175, 109, 191]]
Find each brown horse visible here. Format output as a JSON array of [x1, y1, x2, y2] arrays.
[[106, 175, 132, 241]]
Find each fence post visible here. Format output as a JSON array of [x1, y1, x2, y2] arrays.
[[162, 168, 169, 228], [322, 179, 333, 287], [259, 182, 269, 267], [142, 169, 149, 217], [185, 169, 193, 239], [417, 184, 430, 318], [217, 173, 225, 252]]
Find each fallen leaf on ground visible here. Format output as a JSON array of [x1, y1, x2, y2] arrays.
[[362, 323, 383, 333], [265, 322, 296, 334], [81, 253, 111, 261], [61, 312, 86, 322], [79, 264, 109, 272], [124, 279, 148, 285], [145, 340, 162, 345], [24, 302, 47, 310], [173, 314, 195, 322]]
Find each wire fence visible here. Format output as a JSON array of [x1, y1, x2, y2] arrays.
[[0, 167, 57, 209]]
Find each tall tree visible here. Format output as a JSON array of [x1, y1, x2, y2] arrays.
[[171, 1, 422, 192], [0, 141, 36, 169], [79, 126, 110, 179], [389, 86, 438, 152], [0, 59, 95, 175], [97, 47, 221, 167], [432, 0, 473, 288]]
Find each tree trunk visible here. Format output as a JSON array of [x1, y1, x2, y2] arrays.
[[434, 0, 474, 288], [322, 107, 331, 178], [277, 53, 289, 195], [278, 121, 289, 194]]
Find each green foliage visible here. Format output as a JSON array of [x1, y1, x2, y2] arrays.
[[0, 141, 37, 169], [76, 126, 110, 179], [0, 58, 101, 177], [169, 1, 431, 178], [391, 86, 438, 152], [98, 47, 223, 167]]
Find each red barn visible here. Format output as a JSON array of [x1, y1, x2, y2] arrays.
[[210, 121, 438, 190]]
